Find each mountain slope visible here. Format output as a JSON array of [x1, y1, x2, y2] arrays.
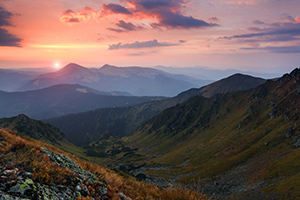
[[124, 68, 300, 199], [195, 73, 266, 98], [45, 73, 266, 146], [0, 128, 207, 200], [0, 84, 165, 119], [0, 114, 65, 145], [18, 63, 207, 96]]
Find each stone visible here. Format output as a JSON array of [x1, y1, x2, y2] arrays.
[[8, 183, 32, 196], [293, 135, 300, 148], [286, 127, 293, 138], [118, 192, 132, 200]]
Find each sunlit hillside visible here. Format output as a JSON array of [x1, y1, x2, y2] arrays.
[[0, 128, 208, 199]]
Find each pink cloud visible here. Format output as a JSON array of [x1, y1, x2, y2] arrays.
[[208, 17, 219, 22], [60, 0, 217, 29], [60, 7, 99, 24]]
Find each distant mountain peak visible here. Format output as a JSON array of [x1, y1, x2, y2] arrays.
[[59, 63, 87, 73], [101, 64, 117, 69]]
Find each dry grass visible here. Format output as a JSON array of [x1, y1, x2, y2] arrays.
[[0, 128, 208, 200]]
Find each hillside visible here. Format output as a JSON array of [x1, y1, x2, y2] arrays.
[[17, 63, 207, 97], [0, 114, 65, 145], [195, 73, 266, 98], [123, 68, 300, 199], [0, 84, 165, 119], [45, 73, 266, 146], [0, 128, 207, 200]]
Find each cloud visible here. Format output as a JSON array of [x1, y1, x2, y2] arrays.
[[108, 39, 176, 50], [224, 0, 259, 6], [62, 9, 76, 16], [0, 28, 22, 47], [60, 0, 217, 30], [208, 17, 219, 22], [220, 16, 300, 54], [133, 0, 183, 11], [243, 45, 300, 53], [67, 17, 80, 23], [101, 3, 132, 16], [280, 14, 300, 23], [247, 27, 263, 32], [0, 6, 12, 26], [155, 11, 217, 29], [60, 7, 98, 24], [253, 20, 265, 25], [221, 21, 300, 43], [125, 0, 218, 29], [0, 6, 22, 47], [107, 20, 144, 32]]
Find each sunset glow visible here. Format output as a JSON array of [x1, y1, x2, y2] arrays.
[[54, 62, 61, 69], [0, 0, 299, 74]]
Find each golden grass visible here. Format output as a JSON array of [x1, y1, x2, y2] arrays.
[[0, 128, 208, 200]]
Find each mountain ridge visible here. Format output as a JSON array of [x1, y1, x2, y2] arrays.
[[122, 68, 300, 199], [45, 73, 266, 146], [17, 63, 209, 96], [0, 84, 165, 119]]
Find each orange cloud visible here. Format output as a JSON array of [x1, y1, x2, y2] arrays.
[[295, 16, 300, 23], [60, 0, 217, 29], [60, 7, 99, 24]]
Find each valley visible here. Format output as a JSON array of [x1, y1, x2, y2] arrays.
[[1, 1, 299, 199], [0, 63, 299, 199]]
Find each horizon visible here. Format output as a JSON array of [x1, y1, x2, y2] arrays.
[[0, 62, 283, 78], [0, 0, 300, 75]]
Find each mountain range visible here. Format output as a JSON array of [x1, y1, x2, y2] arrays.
[[2, 62, 298, 199], [17, 63, 210, 97], [0, 84, 165, 119], [154, 65, 280, 80], [45, 73, 266, 146], [121, 68, 300, 199]]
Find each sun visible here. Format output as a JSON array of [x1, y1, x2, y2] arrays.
[[54, 62, 61, 69]]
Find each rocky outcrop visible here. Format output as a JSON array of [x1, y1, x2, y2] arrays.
[[0, 148, 131, 200]]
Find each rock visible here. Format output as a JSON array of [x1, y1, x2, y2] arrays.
[[293, 135, 300, 148], [41, 148, 97, 181], [0, 190, 30, 199], [8, 183, 32, 196], [99, 187, 108, 196], [21, 173, 32, 179], [0, 148, 116, 200], [286, 127, 293, 138], [118, 192, 132, 200]]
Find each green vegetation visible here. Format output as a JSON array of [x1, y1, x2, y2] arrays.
[[118, 69, 300, 199], [45, 73, 265, 146]]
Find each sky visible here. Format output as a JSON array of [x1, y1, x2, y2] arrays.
[[0, 0, 300, 74]]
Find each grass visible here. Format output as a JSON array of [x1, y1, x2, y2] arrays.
[[0, 128, 208, 200], [117, 75, 300, 199]]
